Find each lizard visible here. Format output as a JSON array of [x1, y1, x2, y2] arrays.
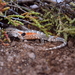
[[5, 27, 67, 50]]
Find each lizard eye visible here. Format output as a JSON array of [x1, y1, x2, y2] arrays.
[[21, 33, 26, 36]]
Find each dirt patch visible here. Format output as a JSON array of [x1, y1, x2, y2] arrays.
[[0, 40, 75, 75], [0, 0, 75, 75]]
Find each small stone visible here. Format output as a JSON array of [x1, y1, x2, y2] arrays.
[[68, 40, 73, 48], [59, 73, 65, 75], [0, 62, 4, 66], [0, 67, 3, 70], [16, 69, 20, 72], [7, 56, 13, 62], [11, 41, 16, 47], [0, 49, 4, 52], [44, 0, 63, 3], [30, 4, 39, 9], [51, 51, 54, 54], [27, 52, 36, 59], [16, 61, 19, 64], [22, 70, 26, 73]]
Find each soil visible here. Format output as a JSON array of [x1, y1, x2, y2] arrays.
[[0, 40, 75, 75], [0, 0, 75, 75]]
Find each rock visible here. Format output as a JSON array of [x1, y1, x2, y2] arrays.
[[30, 4, 39, 9], [7, 56, 14, 62], [0, 62, 4, 66], [68, 40, 73, 48], [27, 52, 36, 59], [11, 41, 16, 47], [44, 0, 63, 3]]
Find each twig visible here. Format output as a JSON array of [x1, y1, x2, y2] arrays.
[[7, 3, 26, 12], [12, 17, 31, 24]]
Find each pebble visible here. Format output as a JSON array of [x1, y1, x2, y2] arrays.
[[16, 60, 19, 64], [30, 4, 39, 9], [11, 41, 16, 47], [45, 0, 63, 3], [7, 56, 14, 62], [51, 51, 54, 54], [0, 62, 4, 66], [0, 67, 3, 70], [59, 73, 65, 75], [24, 44, 34, 49], [0, 49, 4, 52], [68, 40, 73, 48], [22, 70, 26, 73], [27, 52, 36, 59]]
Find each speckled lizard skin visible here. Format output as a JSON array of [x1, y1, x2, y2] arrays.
[[5, 27, 67, 50]]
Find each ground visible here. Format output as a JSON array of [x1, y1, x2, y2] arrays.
[[0, 0, 75, 74], [0, 40, 75, 75]]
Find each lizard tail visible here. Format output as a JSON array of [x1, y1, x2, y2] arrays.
[[45, 36, 67, 50]]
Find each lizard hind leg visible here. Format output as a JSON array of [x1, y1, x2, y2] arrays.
[[34, 39, 45, 46]]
